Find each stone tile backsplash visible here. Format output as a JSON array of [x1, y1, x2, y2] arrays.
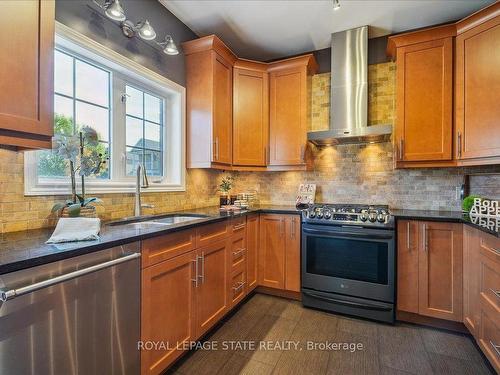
[[0, 61, 498, 233]]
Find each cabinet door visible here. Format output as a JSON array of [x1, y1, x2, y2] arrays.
[[397, 220, 419, 313], [285, 215, 301, 292], [233, 67, 269, 166], [141, 251, 196, 375], [456, 16, 500, 160], [258, 214, 286, 289], [395, 38, 453, 162], [0, 0, 54, 148], [195, 239, 229, 337], [463, 225, 481, 334], [418, 221, 463, 321], [229, 267, 246, 307], [246, 214, 260, 291], [269, 67, 307, 166], [212, 53, 232, 165]]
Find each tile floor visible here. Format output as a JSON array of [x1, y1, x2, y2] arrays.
[[168, 294, 494, 375]]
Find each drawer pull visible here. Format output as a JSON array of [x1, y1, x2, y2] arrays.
[[490, 341, 500, 357], [233, 223, 246, 231], [490, 288, 500, 300], [233, 248, 245, 258], [232, 281, 245, 292]]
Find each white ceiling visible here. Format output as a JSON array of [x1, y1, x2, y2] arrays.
[[160, 0, 494, 60]]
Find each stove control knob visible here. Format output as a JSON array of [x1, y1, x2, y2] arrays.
[[376, 213, 387, 223], [368, 212, 377, 222], [359, 211, 369, 222], [324, 210, 332, 219], [316, 211, 324, 219], [308, 210, 316, 219]]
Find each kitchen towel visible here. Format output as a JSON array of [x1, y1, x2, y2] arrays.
[[46, 218, 101, 244]]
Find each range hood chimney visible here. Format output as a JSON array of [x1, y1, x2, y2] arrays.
[[308, 26, 392, 146]]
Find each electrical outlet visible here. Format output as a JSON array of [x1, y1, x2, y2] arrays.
[[455, 186, 462, 200]]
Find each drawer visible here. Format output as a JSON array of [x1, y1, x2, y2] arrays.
[[480, 232, 500, 262], [230, 234, 246, 270], [230, 268, 246, 306], [196, 220, 231, 248], [142, 229, 196, 268], [232, 216, 246, 234], [479, 251, 500, 310], [478, 307, 500, 372]]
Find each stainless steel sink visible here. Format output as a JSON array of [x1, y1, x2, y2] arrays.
[[108, 214, 210, 228]]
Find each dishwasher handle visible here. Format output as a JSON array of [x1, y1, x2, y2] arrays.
[[0, 252, 141, 302]]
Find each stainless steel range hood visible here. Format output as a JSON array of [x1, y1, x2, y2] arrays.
[[308, 26, 392, 146]]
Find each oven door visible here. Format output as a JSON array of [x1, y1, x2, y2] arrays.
[[301, 224, 395, 303]]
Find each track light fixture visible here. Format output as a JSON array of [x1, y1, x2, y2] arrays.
[[333, 0, 340, 11], [93, 0, 179, 55]]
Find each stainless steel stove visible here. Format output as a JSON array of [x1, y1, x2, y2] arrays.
[[301, 203, 396, 323], [302, 204, 394, 228]]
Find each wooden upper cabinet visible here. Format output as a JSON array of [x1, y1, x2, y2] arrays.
[[388, 25, 455, 166], [0, 0, 54, 150], [455, 3, 500, 162], [183, 35, 236, 169], [418, 221, 463, 321], [268, 55, 317, 167], [232, 60, 269, 166]]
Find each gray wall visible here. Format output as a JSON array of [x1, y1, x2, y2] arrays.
[[55, 0, 198, 86]]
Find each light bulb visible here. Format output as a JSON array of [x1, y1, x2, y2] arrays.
[[104, 0, 126, 21], [137, 20, 156, 41], [163, 36, 179, 55]]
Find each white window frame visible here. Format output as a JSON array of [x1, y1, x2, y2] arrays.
[[25, 22, 186, 195]]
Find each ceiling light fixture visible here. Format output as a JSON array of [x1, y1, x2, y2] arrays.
[[333, 0, 340, 11], [93, 0, 178, 54]]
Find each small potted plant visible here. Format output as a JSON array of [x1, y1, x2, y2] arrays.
[[51, 127, 108, 217], [219, 175, 235, 206]]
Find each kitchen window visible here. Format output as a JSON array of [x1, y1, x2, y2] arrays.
[[25, 23, 185, 195]]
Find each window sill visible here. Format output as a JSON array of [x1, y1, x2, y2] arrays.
[[24, 181, 186, 196]]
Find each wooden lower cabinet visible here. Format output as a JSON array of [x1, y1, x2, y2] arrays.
[[229, 267, 246, 307], [246, 214, 259, 291], [195, 239, 229, 337], [396, 220, 463, 321], [463, 225, 481, 334], [258, 213, 301, 292], [141, 251, 196, 375]]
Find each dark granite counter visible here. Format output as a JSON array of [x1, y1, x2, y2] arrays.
[[0, 205, 302, 275], [392, 209, 499, 238]]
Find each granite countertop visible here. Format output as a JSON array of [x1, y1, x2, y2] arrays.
[[0, 205, 497, 275], [392, 209, 499, 238], [0, 205, 301, 275]]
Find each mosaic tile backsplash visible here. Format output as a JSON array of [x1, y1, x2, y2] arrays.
[[0, 62, 498, 233]]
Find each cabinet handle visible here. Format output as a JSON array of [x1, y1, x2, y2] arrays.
[[264, 146, 267, 164], [232, 281, 245, 292], [197, 253, 205, 283], [214, 137, 219, 161], [490, 341, 500, 357], [191, 258, 199, 288], [233, 223, 245, 231], [490, 288, 500, 300], [422, 224, 428, 252], [457, 131, 462, 158], [406, 222, 411, 251], [300, 145, 305, 161], [233, 248, 245, 258], [399, 139, 404, 160]]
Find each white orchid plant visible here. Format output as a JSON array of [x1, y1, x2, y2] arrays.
[[51, 127, 108, 217]]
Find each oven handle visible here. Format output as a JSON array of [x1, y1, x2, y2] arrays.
[[302, 227, 393, 240], [302, 290, 393, 311]]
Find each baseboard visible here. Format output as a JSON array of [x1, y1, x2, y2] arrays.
[[396, 310, 469, 334], [255, 286, 302, 301]]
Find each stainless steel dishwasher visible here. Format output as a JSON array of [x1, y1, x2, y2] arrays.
[[0, 243, 141, 375]]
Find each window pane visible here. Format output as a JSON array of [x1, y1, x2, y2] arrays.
[[75, 60, 109, 107], [126, 116, 143, 148], [54, 50, 73, 96], [144, 122, 161, 150], [94, 142, 110, 179], [144, 150, 162, 176], [76, 101, 109, 141], [54, 95, 74, 135], [126, 86, 143, 118], [126, 147, 143, 176], [37, 150, 68, 178], [144, 93, 161, 123]]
